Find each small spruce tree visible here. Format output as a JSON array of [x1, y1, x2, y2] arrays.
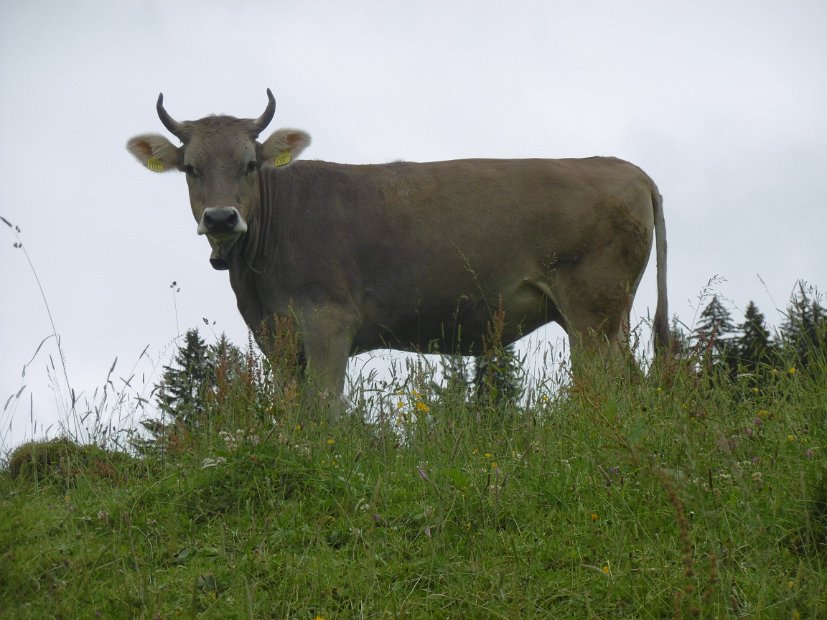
[[155, 328, 212, 424], [474, 343, 523, 408], [135, 328, 230, 454], [692, 295, 736, 372], [734, 301, 774, 372], [780, 283, 827, 371]]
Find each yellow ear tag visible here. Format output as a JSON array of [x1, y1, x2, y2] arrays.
[[146, 157, 164, 173], [274, 151, 292, 167]]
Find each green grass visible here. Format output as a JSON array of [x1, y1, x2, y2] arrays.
[[2, 356, 826, 619]]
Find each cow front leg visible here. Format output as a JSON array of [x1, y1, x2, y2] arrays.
[[298, 308, 355, 421]]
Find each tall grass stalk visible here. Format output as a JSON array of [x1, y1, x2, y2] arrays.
[[2, 216, 160, 457]]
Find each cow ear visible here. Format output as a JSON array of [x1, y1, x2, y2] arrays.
[[260, 129, 311, 168], [126, 134, 181, 173]]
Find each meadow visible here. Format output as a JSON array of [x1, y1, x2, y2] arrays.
[[2, 343, 825, 619]]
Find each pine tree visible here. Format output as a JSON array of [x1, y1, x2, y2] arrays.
[[692, 295, 736, 370], [780, 283, 827, 370], [734, 301, 774, 372], [134, 328, 215, 454], [474, 343, 523, 408], [155, 328, 212, 424], [440, 353, 472, 404], [210, 333, 246, 389]]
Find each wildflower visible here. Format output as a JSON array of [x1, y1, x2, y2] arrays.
[[751, 387, 759, 394], [602, 564, 610, 574], [757, 409, 769, 418], [591, 512, 599, 522], [396, 399, 405, 409], [787, 435, 796, 442], [327, 437, 335, 446], [415, 401, 430, 413], [484, 452, 493, 459], [751, 471, 763, 482], [490, 461, 498, 469], [788, 367, 797, 375]]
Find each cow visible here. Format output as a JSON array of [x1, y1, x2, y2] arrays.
[[127, 89, 668, 412]]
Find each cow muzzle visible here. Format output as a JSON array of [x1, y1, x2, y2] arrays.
[[197, 207, 248, 238]]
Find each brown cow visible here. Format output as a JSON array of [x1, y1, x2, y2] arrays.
[[127, 90, 668, 409]]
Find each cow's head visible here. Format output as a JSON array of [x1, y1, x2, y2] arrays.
[[127, 90, 310, 269]]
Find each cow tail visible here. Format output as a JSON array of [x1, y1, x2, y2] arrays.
[[651, 181, 670, 351]]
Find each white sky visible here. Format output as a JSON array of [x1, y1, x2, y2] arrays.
[[1, 0, 825, 453]]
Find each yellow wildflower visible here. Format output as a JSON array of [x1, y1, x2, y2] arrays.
[[591, 512, 599, 522], [327, 437, 335, 445], [788, 367, 797, 375], [415, 401, 430, 413]]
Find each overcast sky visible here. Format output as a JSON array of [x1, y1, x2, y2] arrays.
[[1, 0, 825, 453]]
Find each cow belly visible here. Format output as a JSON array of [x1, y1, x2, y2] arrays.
[[349, 277, 561, 356]]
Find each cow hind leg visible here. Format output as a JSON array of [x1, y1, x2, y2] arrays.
[[552, 283, 637, 384]]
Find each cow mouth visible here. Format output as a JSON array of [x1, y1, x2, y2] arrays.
[[210, 256, 230, 270], [208, 240, 235, 271]]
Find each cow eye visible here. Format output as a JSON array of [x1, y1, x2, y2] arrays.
[[245, 161, 258, 175], [183, 164, 197, 177]]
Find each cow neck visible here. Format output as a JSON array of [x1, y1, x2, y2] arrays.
[[239, 174, 273, 274]]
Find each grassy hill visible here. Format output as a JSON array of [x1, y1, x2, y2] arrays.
[[2, 354, 825, 618]]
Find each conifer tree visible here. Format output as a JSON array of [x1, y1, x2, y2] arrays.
[[155, 328, 212, 424], [210, 333, 246, 388], [780, 283, 827, 370], [474, 343, 523, 408], [135, 328, 235, 454], [734, 301, 774, 372], [692, 295, 735, 370], [440, 353, 472, 404]]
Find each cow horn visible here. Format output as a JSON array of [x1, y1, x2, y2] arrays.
[[252, 88, 276, 136], [156, 93, 185, 138]]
